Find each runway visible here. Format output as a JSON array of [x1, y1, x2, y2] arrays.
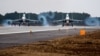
[[0, 26, 100, 48], [0, 26, 100, 35]]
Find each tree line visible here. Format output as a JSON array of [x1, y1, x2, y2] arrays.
[[0, 11, 96, 25]]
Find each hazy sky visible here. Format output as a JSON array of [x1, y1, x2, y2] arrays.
[[0, 0, 100, 17]]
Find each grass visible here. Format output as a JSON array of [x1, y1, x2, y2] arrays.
[[0, 30, 100, 56]]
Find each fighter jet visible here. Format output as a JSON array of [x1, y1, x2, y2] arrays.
[[53, 14, 82, 27], [8, 13, 40, 26]]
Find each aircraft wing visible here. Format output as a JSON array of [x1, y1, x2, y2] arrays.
[[26, 19, 40, 23], [53, 19, 66, 22], [70, 19, 83, 22], [53, 19, 82, 22], [11, 19, 22, 22]]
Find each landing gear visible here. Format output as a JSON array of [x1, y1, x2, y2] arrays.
[[62, 22, 73, 27], [70, 23, 73, 27]]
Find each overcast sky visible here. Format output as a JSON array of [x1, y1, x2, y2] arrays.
[[0, 0, 100, 17]]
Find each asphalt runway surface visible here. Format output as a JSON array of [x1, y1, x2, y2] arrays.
[[0, 26, 100, 48]]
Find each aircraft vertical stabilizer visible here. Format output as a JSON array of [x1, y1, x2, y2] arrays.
[[22, 13, 26, 20], [66, 14, 70, 20], [66, 14, 70, 23]]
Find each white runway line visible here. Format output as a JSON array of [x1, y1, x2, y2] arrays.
[[0, 26, 100, 35]]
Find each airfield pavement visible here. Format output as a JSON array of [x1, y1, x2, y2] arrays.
[[0, 26, 100, 48]]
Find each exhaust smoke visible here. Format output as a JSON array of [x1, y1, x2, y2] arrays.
[[2, 19, 12, 27], [85, 17, 100, 26], [38, 15, 49, 26], [38, 12, 55, 26]]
